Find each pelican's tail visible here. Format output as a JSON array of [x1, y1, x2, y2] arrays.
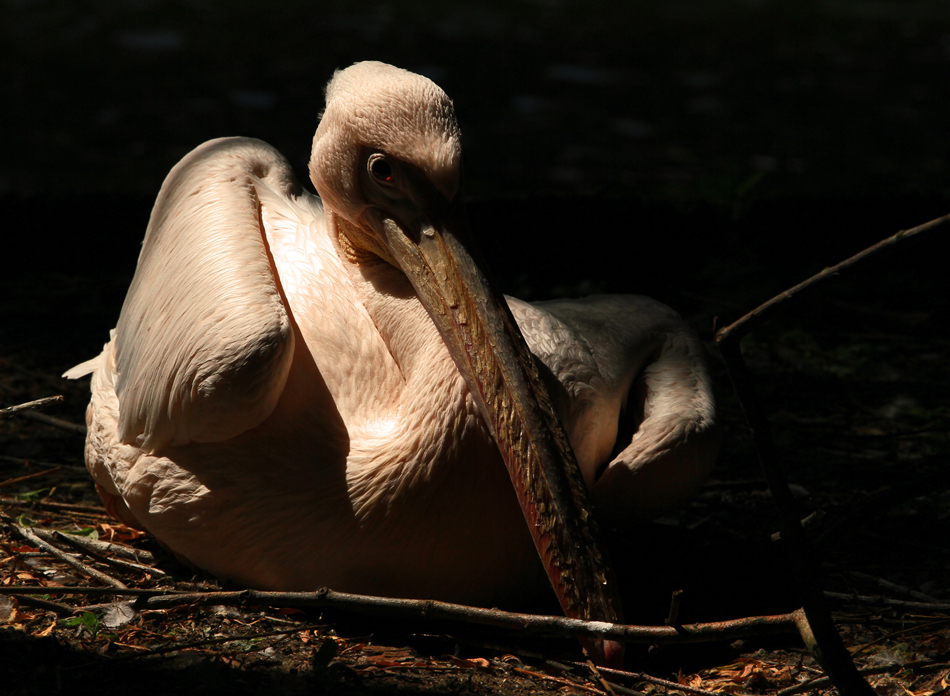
[[62, 330, 114, 379], [593, 326, 719, 523]]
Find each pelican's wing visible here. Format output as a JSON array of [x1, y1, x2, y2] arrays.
[[68, 137, 316, 453], [509, 294, 718, 520]]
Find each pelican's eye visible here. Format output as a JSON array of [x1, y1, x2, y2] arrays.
[[368, 155, 393, 183]]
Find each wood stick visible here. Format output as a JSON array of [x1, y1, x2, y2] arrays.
[[845, 571, 943, 605], [28, 527, 155, 564], [0, 497, 107, 514], [572, 662, 724, 696], [0, 584, 799, 645], [20, 411, 87, 434], [12, 593, 75, 615], [0, 396, 64, 418], [12, 525, 128, 590], [824, 591, 950, 612], [52, 531, 165, 577], [716, 211, 950, 343], [704, 215, 950, 695], [0, 467, 62, 490]]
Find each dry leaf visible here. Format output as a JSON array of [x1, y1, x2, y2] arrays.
[[0, 595, 18, 623], [102, 602, 136, 629]]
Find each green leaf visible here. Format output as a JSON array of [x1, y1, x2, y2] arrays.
[[61, 612, 101, 638], [62, 527, 100, 540], [16, 514, 34, 528], [14, 488, 49, 503]]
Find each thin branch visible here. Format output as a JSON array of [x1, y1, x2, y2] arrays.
[[0, 497, 108, 515], [703, 214, 950, 696], [778, 659, 947, 696], [28, 527, 155, 564], [20, 411, 87, 434], [573, 663, 727, 696], [497, 662, 609, 696], [846, 571, 943, 605], [584, 657, 618, 696], [703, 218, 950, 696], [716, 211, 950, 342], [11, 525, 128, 590], [0, 587, 175, 598], [0, 584, 799, 645], [12, 593, 75, 615], [825, 591, 950, 612], [139, 588, 800, 645], [0, 396, 64, 418], [52, 530, 166, 577], [717, 339, 874, 696], [89, 623, 331, 664], [0, 467, 62, 490]]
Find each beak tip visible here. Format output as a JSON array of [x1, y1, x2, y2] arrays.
[[603, 639, 625, 670], [585, 637, 625, 669]]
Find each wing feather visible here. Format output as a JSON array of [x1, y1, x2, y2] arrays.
[[510, 294, 718, 519], [105, 138, 305, 452]]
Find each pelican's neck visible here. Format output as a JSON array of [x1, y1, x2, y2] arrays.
[[329, 210, 456, 385], [325, 209, 492, 520]]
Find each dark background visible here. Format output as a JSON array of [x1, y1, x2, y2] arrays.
[[3, 0, 950, 370]]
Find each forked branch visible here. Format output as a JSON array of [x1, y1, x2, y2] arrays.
[[714, 211, 949, 696]]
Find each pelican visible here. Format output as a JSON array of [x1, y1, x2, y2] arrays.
[[66, 62, 718, 664]]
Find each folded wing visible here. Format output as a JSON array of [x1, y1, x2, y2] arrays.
[[67, 138, 309, 453], [509, 294, 718, 522]]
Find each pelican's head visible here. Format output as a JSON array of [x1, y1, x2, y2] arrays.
[[310, 62, 624, 667], [310, 61, 462, 261]]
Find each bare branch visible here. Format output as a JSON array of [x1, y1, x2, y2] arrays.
[[11, 525, 128, 590], [0, 467, 62, 490], [52, 530, 165, 577], [0, 583, 798, 645], [20, 411, 87, 434], [716, 211, 950, 343], [0, 396, 64, 418], [28, 527, 155, 564], [702, 216, 950, 696], [0, 497, 108, 515]]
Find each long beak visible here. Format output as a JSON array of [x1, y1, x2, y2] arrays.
[[364, 203, 625, 667]]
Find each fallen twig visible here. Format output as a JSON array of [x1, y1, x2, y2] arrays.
[[717, 338, 874, 696], [28, 527, 155, 564], [585, 657, 618, 696], [0, 467, 62, 490], [11, 525, 128, 590], [0, 584, 798, 645], [84, 622, 330, 663], [716, 211, 950, 341], [706, 213, 950, 696], [846, 570, 943, 605], [573, 662, 728, 696], [12, 593, 75, 615], [0, 396, 64, 418], [824, 591, 950, 612], [0, 497, 107, 515], [52, 530, 166, 577], [777, 659, 947, 696], [19, 410, 87, 434], [493, 661, 608, 695], [141, 588, 801, 645]]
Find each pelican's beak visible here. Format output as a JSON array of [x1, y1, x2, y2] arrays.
[[362, 201, 625, 667]]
